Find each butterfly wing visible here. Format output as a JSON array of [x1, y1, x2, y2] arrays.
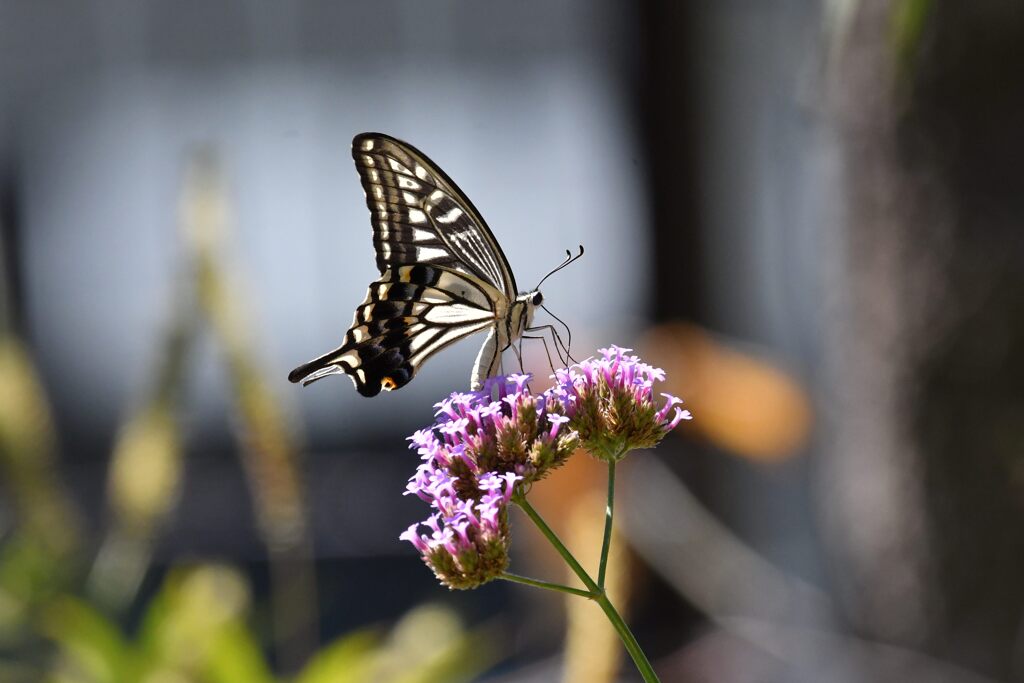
[[288, 134, 517, 396], [352, 133, 517, 298], [288, 264, 503, 396]]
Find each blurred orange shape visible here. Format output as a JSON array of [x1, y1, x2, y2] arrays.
[[642, 323, 813, 462]]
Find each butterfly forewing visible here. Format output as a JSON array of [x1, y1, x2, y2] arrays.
[[352, 134, 517, 298]]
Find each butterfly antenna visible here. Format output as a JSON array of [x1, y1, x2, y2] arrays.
[[541, 304, 577, 364], [535, 244, 584, 291]]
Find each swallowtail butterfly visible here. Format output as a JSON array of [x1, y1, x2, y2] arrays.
[[289, 133, 579, 397]]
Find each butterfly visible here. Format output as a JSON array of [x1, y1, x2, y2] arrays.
[[289, 133, 581, 397]]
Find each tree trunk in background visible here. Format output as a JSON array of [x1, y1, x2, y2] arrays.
[[906, 3, 1024, 678], [819, 0, 945, 645], [825, 4, 1024, 678]]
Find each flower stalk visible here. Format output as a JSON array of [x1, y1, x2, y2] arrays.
[[499, 572, 592, 599], [597, 459, 616, 590], [513, 494, 659, 683]]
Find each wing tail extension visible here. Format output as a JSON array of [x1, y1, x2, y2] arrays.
[[288, 350, 348, 386]]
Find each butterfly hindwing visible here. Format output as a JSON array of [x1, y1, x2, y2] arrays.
[[288, 265, 499, 396]]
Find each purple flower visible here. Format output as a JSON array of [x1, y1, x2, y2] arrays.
[[402, 349, 690, 589], [401, 375, 578, 589], [400, 467, 523, 590], [507, 373, 532, 391], [547, 413, 571, 440], [549, 345, 691, 461]]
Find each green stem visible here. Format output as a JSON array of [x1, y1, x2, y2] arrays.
[[500, 572, 592, 598], [513, 494, 659, 683], [597, 460, 616, 589], [513, 493, 592, 589]]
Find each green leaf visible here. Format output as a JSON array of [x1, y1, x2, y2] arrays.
[[40, 597, 133, 683], [380, 605, 495, 683], [135, 564, 273, 682], [294, 629, 380, 683], [205, 620, 277, 683]]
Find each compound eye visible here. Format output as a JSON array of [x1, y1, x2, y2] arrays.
[[532, 292, 543, 306]]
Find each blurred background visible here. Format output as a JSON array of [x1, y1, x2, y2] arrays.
[[1, 1, 1022, 681]]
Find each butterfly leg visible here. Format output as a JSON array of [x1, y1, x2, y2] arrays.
[[525, 324, 567, 365], [521, 334, 558, 375], [538, 305, 577, 363], [525, 324, 573, 365], [510, 338, 527, 375]]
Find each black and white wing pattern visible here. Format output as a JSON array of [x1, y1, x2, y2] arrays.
[[353, 134, 517, 299], [288, 133, 518, 397]]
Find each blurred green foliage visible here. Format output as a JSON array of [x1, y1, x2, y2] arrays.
[[891, 0, 934, 75], [0, 337, 80, 651], [0, 151, 494, 682], [42, 565, 489, 683]]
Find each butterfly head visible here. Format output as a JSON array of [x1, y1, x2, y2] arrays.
[[514, 289, 544, 331]]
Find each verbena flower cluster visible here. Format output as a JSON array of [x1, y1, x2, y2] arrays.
[[401, 347, 690, 589], [400, 374, 578, 589], [551, 345, 691, 461]]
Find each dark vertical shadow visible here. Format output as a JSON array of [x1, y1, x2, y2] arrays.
[[625, 0, 711, 664], [0, 159, 24, 334], [635, 0, 704, 323], [907, 3, 1024, 677]]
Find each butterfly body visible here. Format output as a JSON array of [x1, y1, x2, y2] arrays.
[[473, 289, 543, 390], [289, 133, 542, 397]]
